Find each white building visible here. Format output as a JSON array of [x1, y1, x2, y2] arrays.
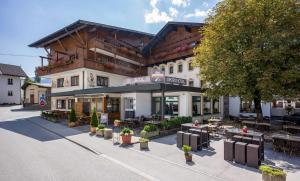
[[0, 63, 27, 105]]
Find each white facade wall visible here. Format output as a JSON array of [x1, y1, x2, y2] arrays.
[[120, 92, 151, 119], [229, 96, 271, 117], [42, 68, 129, 93], [148, 57, 201, 87], [0, 75, 21, 104]]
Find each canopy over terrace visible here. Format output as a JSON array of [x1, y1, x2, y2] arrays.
[[51, 83, 204, 119]]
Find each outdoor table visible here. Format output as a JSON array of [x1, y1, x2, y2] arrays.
[[208, 118, 222, 125], [181, 123, 208, 131], [272, 134, 300, 156]]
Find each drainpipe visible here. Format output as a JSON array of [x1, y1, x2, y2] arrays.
[[82, 71, 85, 90]]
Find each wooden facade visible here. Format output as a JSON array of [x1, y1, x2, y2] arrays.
[[31, 20, 204, 77]]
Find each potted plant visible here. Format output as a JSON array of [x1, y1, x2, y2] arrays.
[[139, 138, 149, 150], [68, 108, 77, 127], [90, 107, 99, 133], [182, 145, 192, 162], [259, 165, 286, 181], [96, 124, 105, 137], [140, 125, 159, 138], [120, 127, 133, 144]]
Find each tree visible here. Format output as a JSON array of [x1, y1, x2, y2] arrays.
[[90, 107, 99, 128], [69, 108, 77, 122], [34, 70, 41, 83], [193, 0, 300, 121]]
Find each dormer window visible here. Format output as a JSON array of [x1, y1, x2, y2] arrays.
[[188, 62, 193, 71], [169, 65, 174, 74], [178, 64, 183, 73]]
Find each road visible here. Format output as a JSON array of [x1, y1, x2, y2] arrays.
[[0, 106, 147, 181]]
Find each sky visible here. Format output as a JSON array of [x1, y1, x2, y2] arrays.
[[0, 0, 220, 77]]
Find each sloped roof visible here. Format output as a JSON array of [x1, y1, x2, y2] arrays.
[[0, 63, 27, 77], [28, 20, 155, 48], [142, 21, 204, 55], [21, 82, 51, 90]]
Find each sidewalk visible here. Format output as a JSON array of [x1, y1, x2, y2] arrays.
[[28, 116, 299, 181]]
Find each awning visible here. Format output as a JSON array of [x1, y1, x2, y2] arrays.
[[51, 83, 204, 97]]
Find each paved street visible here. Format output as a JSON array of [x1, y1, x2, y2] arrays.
[[1, 105, 299, 181], [0, 106, 147, 181]]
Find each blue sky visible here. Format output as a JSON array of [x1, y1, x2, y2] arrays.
[[0, 0, 219, 77]]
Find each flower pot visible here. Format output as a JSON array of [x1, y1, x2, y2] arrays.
[[68, 122, 76, 127], [140, 141, 149, 150], [262, 172, 286, 181], [96, 129, 104, 137], [185, 153, 192, 162], [121, 135, 132, 144], [90, 127, 97, 134]]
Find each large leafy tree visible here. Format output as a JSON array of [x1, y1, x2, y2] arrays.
[[193, 0, 300, 120]]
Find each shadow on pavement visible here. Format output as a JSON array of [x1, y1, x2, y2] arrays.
[[0, 116, 87, 142]]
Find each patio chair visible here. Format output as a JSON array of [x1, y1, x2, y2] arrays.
[[190, 134, 200, 151], [247, 144, 261, 168], [183, 133, 192, 146], [232, 135, 243, 142], [235, 142, 247, 164], [242, 136, 253, 144], [224, 140, 235, 161], [177, 131, 184, 148]]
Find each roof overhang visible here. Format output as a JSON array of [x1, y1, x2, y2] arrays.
[[51, 83, 203, 97]]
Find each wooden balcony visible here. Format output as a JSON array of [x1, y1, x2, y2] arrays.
[[36, 59, 83, 76]]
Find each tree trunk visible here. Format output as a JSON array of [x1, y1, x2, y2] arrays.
[[254, 90, 263, 122]]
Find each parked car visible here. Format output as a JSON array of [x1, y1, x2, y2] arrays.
[[282, 113, 300, 125]]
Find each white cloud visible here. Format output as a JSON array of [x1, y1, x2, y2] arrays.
[[170, 0, 191, 7], [203, 2, 209, 7], [169, 7, 178, 17], [184, 8, 211, 18], [145, 0, 173, 23]]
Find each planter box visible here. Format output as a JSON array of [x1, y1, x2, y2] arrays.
[[121, 135, 132, 144], [159, 128, 181, 137], [262, 172, 286, 181], [140, 142, 149, 150], [90, 127, 96, 134], [96, 129, 104, 137], [140, 131, 159, 138]]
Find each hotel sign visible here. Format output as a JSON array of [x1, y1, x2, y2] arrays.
[[165, 76, 187, 85]]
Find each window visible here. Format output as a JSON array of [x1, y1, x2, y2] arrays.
[[57, 78, 64, 88], [161, 66, 165, 72], [240, 100, 255, 112], [152, 96, 179, 116], [188, 80, 194, 87], [203, 97, 211, 115], [8, 91, 13, 96], [7, 78, 13, 85], [213, 98, 220, 113], [188, 62, 193, 71], [67, 99, 75, 109], [57, 99, 66, 109], [178, 64, 183, 73], [124, 98, 135, 111], [192, 96, 201, 116], [97, 76, 109, 87], [71, 76, 79, 86], [165, 97, 179, 116], [169, 65, 174, 74], [107, 97, 119, 113], [96, 98, 103, 112], [272, 100, 284, 108]]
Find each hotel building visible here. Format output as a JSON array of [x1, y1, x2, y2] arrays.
[[29, 20, 225, 122]]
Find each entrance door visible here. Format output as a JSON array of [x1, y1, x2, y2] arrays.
[[30, 94, 34, 104]]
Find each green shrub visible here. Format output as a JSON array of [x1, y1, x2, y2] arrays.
[[259, 165, 286, 177], [182, 145, 191, 155], [139, 138, 149, 143], [120, 127, 133, 136], [69, 108, 77, 122], [143, 124, 158, 132], [97, 124, 105, 130], [160, 119, 171, 130], [90, 107, 99, 128]]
